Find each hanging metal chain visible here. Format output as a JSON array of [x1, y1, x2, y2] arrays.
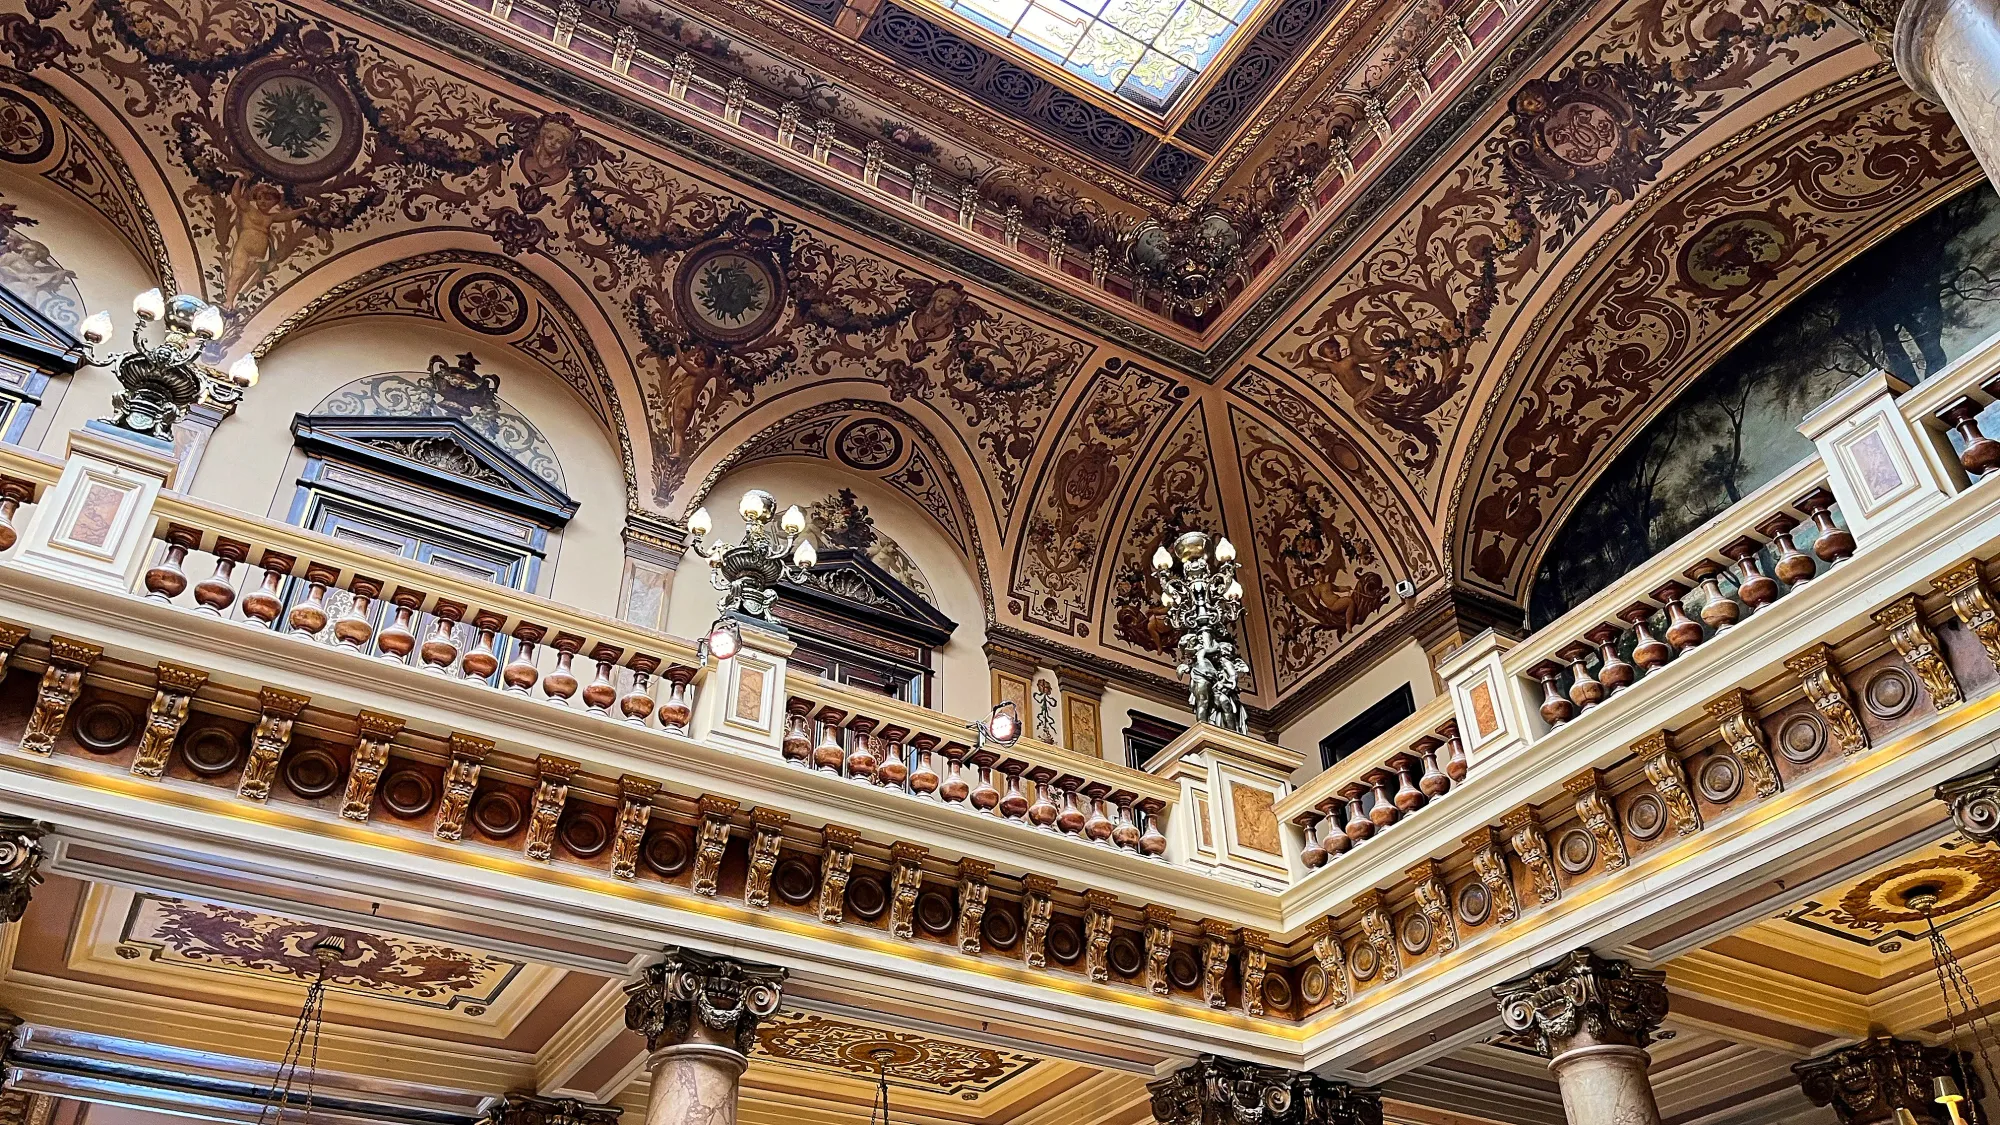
[[1925, 909, 2000, 1125], [256, 933, 345, 1125]]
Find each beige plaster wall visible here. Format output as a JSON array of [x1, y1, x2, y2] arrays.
[[0, 168, 160, 450], [1097, 681, 1195, 768], [191, 319, 629, 617], [1274, 638, 1436, 785], [666, 460, 989, 722]]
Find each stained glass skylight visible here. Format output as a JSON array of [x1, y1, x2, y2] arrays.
[[930, 0, 1261, 110]]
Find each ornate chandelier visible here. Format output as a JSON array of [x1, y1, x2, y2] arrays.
[[687, 489, 816, 660], [1152, 530, 1249, 734], [1903, 882, 1993, 1125], [254, 932, 346, 1125], [76, 288, 258, 442]]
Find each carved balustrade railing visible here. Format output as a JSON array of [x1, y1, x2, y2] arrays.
[[775, 675, 1179, 859], [1276, 695, 1460, 873]]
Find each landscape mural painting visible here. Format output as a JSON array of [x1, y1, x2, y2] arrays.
[[1530, 183, 2000, 627]]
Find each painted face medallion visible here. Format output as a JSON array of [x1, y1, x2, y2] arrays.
[[674, 240, 786, 344]]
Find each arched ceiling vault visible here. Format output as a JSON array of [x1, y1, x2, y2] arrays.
[[0, 0, 1974, 721]]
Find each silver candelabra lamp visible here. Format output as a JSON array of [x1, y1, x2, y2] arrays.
[[1152, 530, 1250, 734], [76, 288, 257, 442], [688, 488, 816, 661]]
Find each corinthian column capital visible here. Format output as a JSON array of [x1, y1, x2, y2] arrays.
[[1793, 1037, 1977, 1125], [0, 816, 47, 924], [483, 1094, 622, 1125], [623, 947, 786, 1058], [1493, 950, 1668, 1058], [1147, 1055, 1381, 1125]]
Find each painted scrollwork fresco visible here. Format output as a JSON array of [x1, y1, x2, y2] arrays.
[[1105, 404, 1225, 665]]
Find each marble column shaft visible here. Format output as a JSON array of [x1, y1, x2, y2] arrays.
[[624, 949, 786, 1125], [1898, 0, 2000, 187], [1494, 950, 1670, 1125]]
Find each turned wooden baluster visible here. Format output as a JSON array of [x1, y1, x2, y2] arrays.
[[377, 588, 425, 663], [1297, 811, 1328, 868], [877, 725, 911, 788], [1415, 735, 1450, 799], [939, 741, 972, 803], [781, 697, 815, 763], [1721, 536, 1779, 614], [1530, 661, 1572, 725], [1082, 782, 1114, 841], [1317, 798, 1349, 860], [0, 476, 32, 552], [812, 706, 847, 772], [1110, 790, 1143, 852], [1558, 642, 1603, 712], [1340, 783, 1375, 843], [967, 749, 1001, 811], [543, 632, 584, 704], [1759, 513, 1817, 588], [1586, 623, 1633, 694], [461, 611, 505, 679], [1686, 560, 1740, 634], [1391, 755, 1426, 814], [1437, 719, 1467, 783], [1136, 798, 1168, 857], [1653, 582, 1704, 653], [845, 715, 880, 780], [581, 645, 620, 712], [1366, 771, 1400, 829], [193, 537, 249, 614], [657, 665, 696, 733], [421, 599, 467, 672], [145, 524, 200, 600], [333, 577, 381, 651], [1621, 603, 1671, 674], [907, 733, 941, 795], [241, 550, 294, 628], [1941, 398, 2000, 476], [1024, 766, 1059, 827], [1796, 487, 1855, 565], [1055, 774, 1088, 835], [503, 623, 544, 693], [620, 654, 659, 724], [287, 564, 337, 637], [999, 761, 1033, 822]]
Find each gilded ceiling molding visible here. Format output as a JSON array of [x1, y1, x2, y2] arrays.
[[1455, 73, 1977, 599]]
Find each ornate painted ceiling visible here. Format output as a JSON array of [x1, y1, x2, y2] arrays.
[[0, 0, 1981, 719]]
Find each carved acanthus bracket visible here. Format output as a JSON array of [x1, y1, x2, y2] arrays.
[[1938, 760, 2000, 842], [434, 734, 492, 840], [694, 796, 740, 898], [23, 637, 101, 755], [1354, 890, 1400, 983], [610, 776, 659, 881], [240, 687, 311, 801], [483, 1093, 621, 1125], [1636, 733, 1701, 836], [743, 808, 788, 907], [1793, 1036, 1977, 1125], [1935, 561, 2000, 673], [1022, 873, 1056, 968], [1705, 690, 1780, 799], [0, 623, 26, 675], [1504, 807, 1560, 905], [1563, 769, 1628, 871], [340, 710, 402, 820], [1146, 1056, 1383, 1125], [1462, 827, 1519, 926], [1144, 904, 1175, 995], [956, 859, 992, 954], [818, 825, 858, 923], [1873, 595, 1962, 709], [1310, 917, 1351, 1008], [1200, 920, 1233, 1008], [1787, 644, 1870, 754], [132, 662, 206, 778], [889, 842, 927, 939], [1493, 950, 1669, 1058], [526, 756, 579, 862], [1083, 890, 1117, 983], [624, 947, 786, 1058], [1239, 929, 1270, 1016], [0, 816, 47, 923], [1407, 860, 1456, 955]]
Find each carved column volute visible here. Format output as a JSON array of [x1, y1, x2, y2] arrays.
[[1493, 950, 1668, 1058], [1147, 1056, 1382, 1125], [0, 816, 48, 923], [623, 947, 787, 1060], [482, 1094, 622, 1125], [1938, 761, 2000, 842], [1793, 1037, 1976, 1125]]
